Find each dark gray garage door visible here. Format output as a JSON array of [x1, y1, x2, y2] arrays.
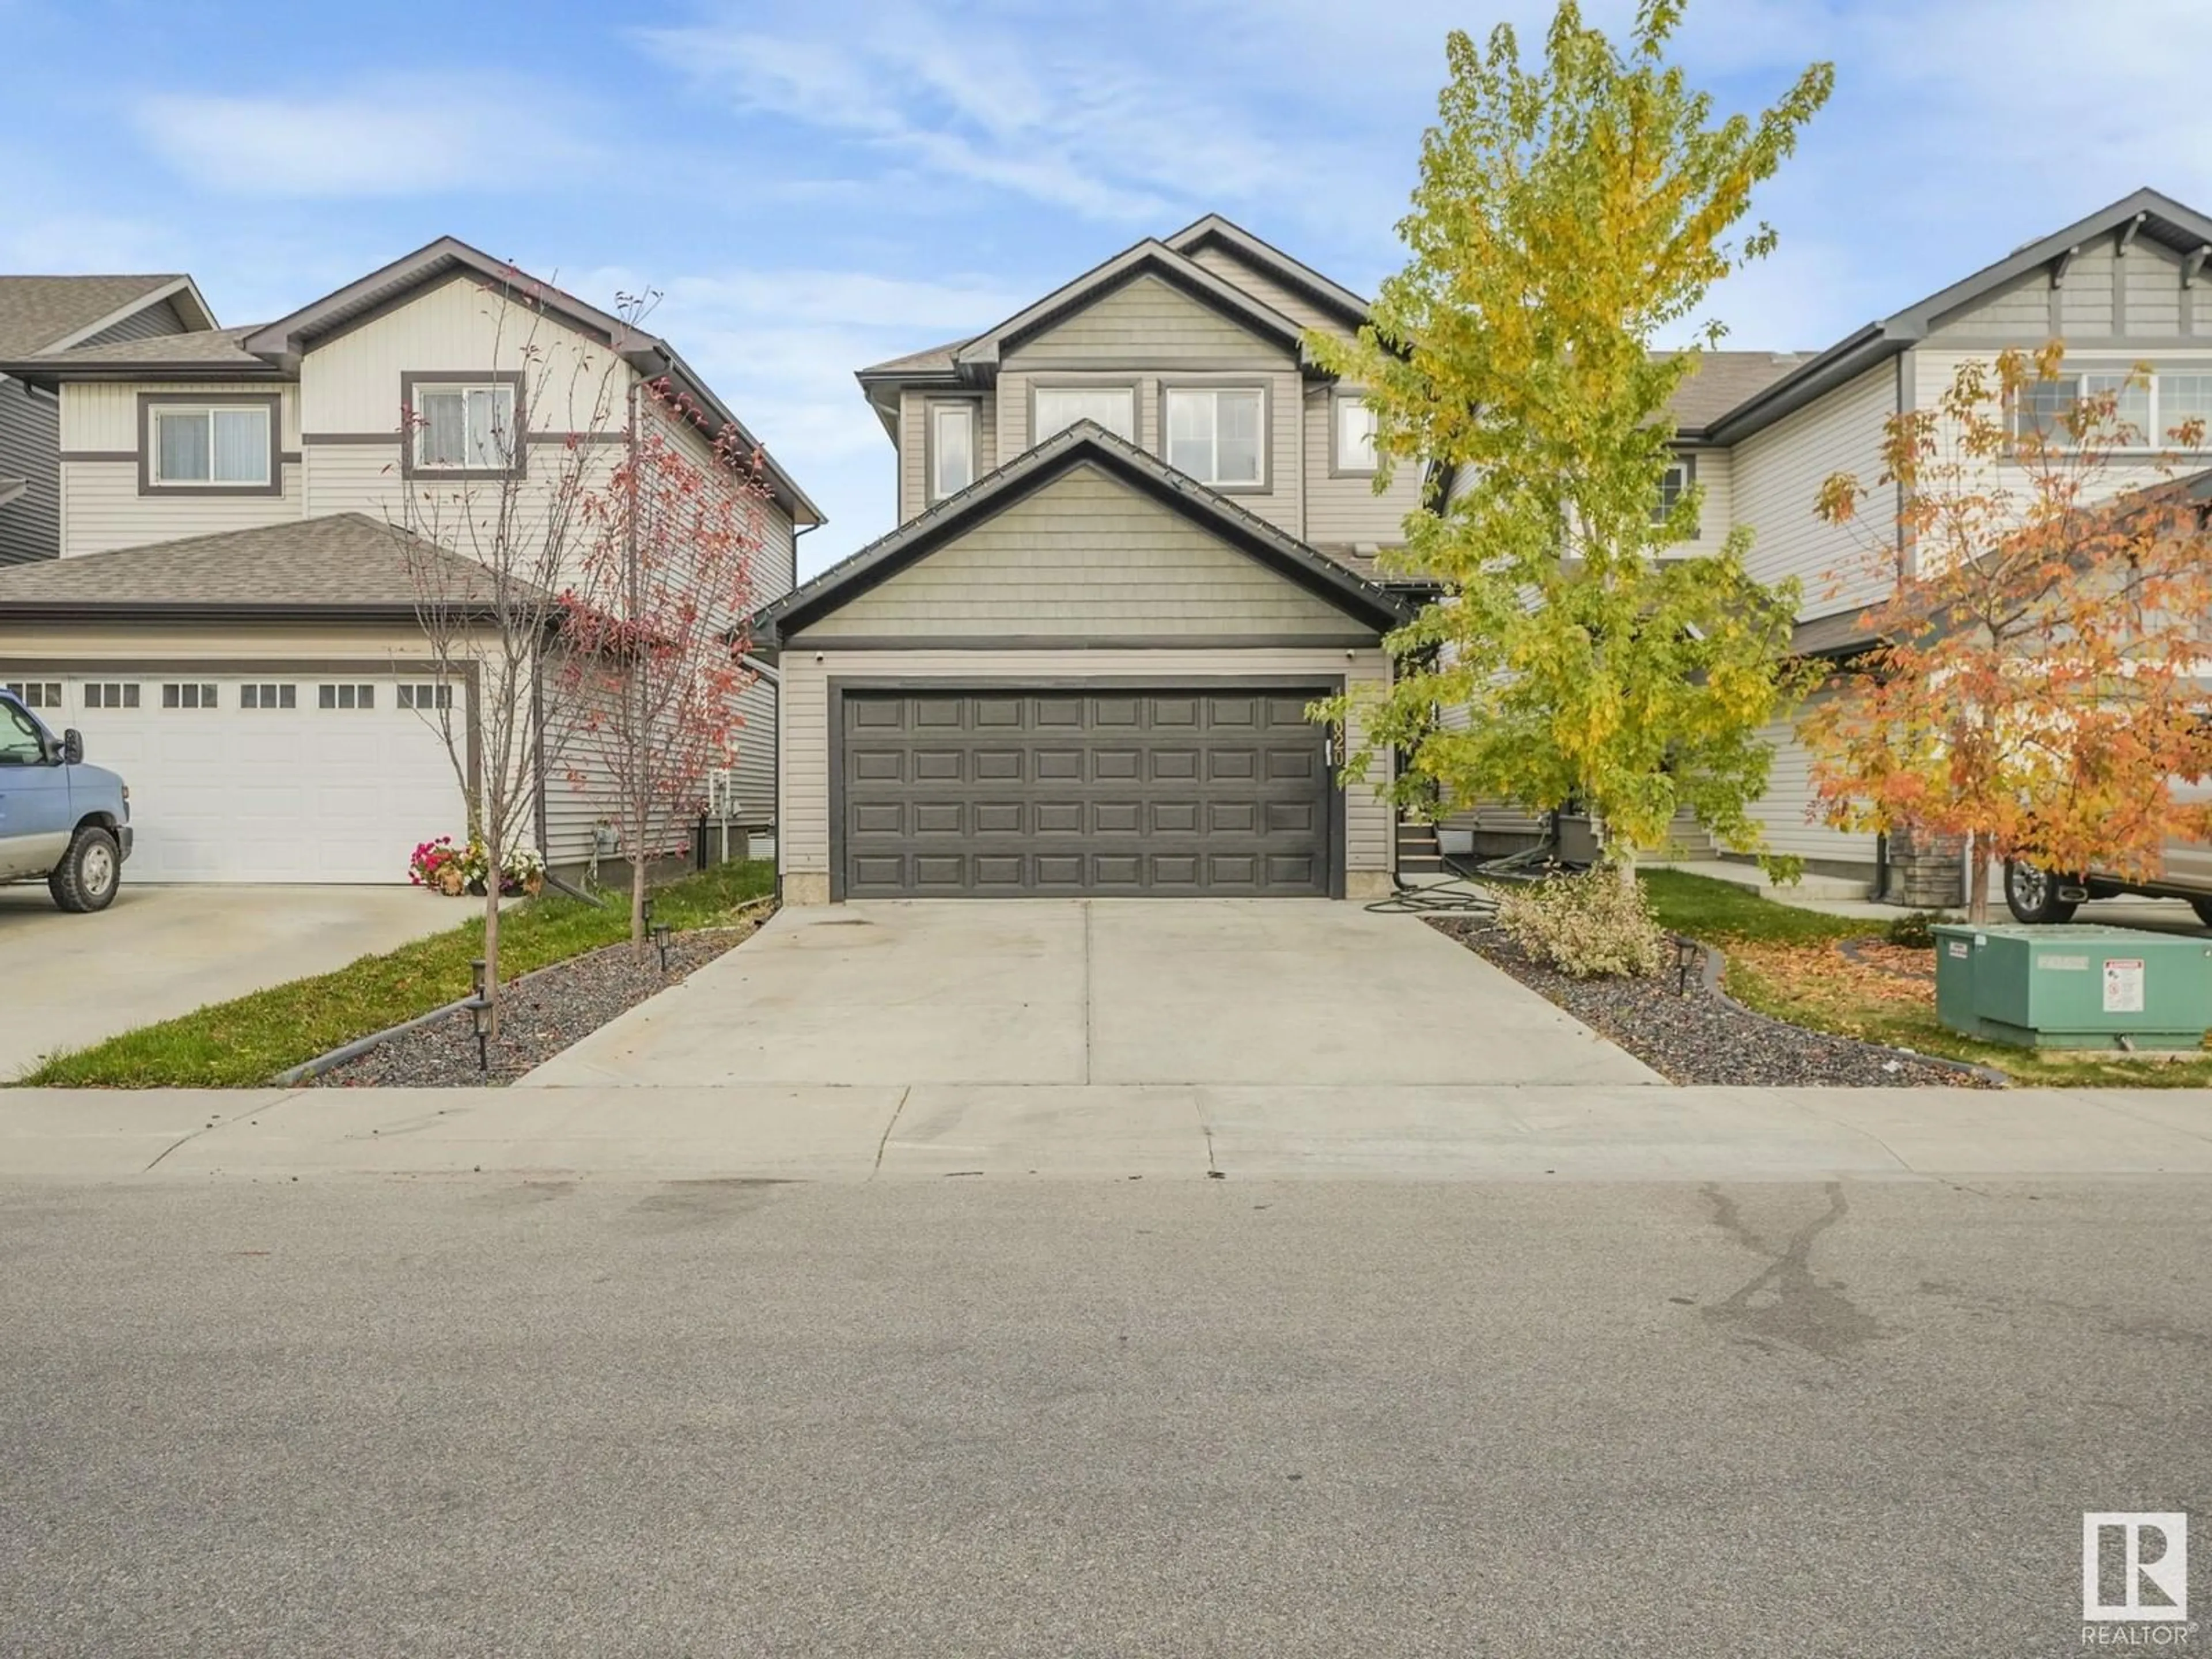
[[836, 687, 1334, 898]]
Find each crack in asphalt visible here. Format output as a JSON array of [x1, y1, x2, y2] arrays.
[[870, 1086, 911, 1180], [1700, 1181, 1883, 1360]]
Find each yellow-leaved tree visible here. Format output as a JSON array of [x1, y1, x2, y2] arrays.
[[1315, 0, 1832, 877]]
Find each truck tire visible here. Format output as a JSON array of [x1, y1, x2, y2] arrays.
[[2191, 898, 2212, 930], [50, 825, 121, 914], [2003, 859, 2077, 925]]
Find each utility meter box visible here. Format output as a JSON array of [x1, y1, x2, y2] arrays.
[[1932, 923, 2212, 1050]]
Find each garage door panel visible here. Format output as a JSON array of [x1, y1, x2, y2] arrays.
[[58, 673, 463, 884], [839, 687, 1332, 899]]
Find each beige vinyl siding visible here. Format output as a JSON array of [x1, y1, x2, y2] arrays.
[[0, 619, 434, 664], [60, 459, 302, 558], [1184, 246, 1348, 340], [1745, 690, 1877, 867], [796, 464, 1361, 641], [1681, 445, 1730, 546], [59, 380, 300, 452], [299, 273, 627, 435], [1302, 385, 1422, 547], [995, 369, 1154, 459], [1729, 361, 1895, 616], [777, 644, 1391, 881], [1006, 272, 1290, 367]]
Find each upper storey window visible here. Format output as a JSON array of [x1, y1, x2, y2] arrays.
[[929, 402, 975, 502], [1165, 387, 1263, 488], [1034, 385, 1135, 444], [2009, 367, 2212, 450], [416, 382, 516, 470], [148, 403, 272, 488], [1334, 394, 1379, 475]]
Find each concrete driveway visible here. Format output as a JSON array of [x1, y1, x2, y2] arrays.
[[0, 884, 467, 1078], [522, 899, 1661, 1089]]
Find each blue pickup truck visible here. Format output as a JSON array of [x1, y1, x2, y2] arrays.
[[0, 688, 132, 911]]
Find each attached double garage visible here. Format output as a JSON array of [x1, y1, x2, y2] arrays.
[[0, 516, 483, 885], [760, 427, 1407, 904]]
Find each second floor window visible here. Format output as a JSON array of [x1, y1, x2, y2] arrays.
[[1652, 460, 1695, 532], [1165, 387, 1264, 487], [2010, 366, 2212, 450], [415, 382, 517, 471], [151, 404, 271, 487], [1034, 386, 1135, 444], [929, 403, 975, 502], [1335, 395, 1379, 474]]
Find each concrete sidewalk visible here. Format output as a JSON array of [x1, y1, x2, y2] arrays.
[[5, 1081, 2210, 1183]]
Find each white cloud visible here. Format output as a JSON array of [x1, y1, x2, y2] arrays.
[[131, 77, 598, 198]]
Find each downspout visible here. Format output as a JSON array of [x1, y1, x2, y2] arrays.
[[776, 521, 821, 906]]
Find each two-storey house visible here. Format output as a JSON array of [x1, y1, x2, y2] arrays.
[[0, 238, 819, 884], [755, 218, 1425, 903]]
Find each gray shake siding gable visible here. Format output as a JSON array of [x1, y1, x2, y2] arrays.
[[796, 464, 1367, 642]]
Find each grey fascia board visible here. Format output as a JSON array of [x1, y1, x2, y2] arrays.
[[1162, 214, 1373, 328], [0, 601, 483, 626], [952, 240, 1307, 373], [637, 339, 826, 528], [751, 422, 1408, 645], [1700, 324, 1900, 445], [0, 357, 286, 389]]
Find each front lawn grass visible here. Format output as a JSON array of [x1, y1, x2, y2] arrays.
[[19, 860, 777, 1090], [1638, 868, 2212, 1087]]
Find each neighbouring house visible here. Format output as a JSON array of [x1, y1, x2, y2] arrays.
[[0, 238, 819, 885], [755, 217, 1425, 902], [0, 275, 218, 569], [764, 190, 2212, 907]]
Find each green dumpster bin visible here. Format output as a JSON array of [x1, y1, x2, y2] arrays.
[[1931, 923, 2212, 1050]]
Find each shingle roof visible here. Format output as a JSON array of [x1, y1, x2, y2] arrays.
[[25, 324, 266, 370], [0, 276, 190, 358], [1666, 350, 1813, 433], [0, 513, 527, 613], [857, 335, 974, 378]]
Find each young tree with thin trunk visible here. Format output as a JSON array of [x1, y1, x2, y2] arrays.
[[1313, 0, 1831, 877], [1807, 347, 2212, 922], [393, 270, 627, 1029], [556, 377, 770, 953]]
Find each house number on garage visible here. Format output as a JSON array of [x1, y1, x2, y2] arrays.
[[2103, 959, 2146, 1014]]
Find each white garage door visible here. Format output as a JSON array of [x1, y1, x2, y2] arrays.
[[21, 673, 467, 884]]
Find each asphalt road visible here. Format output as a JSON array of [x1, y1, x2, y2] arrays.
[[2, 1175, 2206, 1657]]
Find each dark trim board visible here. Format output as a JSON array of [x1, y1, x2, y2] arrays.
[[790, 632, 1382, 653], [825, 674, 1346, 902], [136, 392, 286, 498]]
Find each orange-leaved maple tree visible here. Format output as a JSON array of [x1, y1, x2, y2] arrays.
[[559, 374, 771, 951], [1804, 345, 2212, 922]]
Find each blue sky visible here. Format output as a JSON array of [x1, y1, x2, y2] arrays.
[[4, 0, 2209, 577]]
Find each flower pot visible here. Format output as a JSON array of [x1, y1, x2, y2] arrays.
[[437, 868, 465, 896]]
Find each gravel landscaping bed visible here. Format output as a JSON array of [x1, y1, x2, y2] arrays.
[[1427, 916, 1994, 1088], [315, 918, 765, 1088]]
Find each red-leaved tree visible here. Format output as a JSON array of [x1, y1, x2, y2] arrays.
[[1805, 346, 2212, 921], [558, 377, 771, 950]]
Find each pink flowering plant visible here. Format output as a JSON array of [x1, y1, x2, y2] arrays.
[[408, 836, 463, 889]]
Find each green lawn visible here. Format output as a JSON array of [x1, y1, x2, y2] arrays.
[[1637, 868, 2212, 1087], [20, 860, 777, 1090]]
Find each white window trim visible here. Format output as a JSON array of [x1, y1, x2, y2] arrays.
[[404, 376, 524, 477], [1029, 381, 1139, 446], [1330, 389, 1380, 478], [1653, 454, 1699, 538], [1161, 383, 1270, 491], [2009, 363, 2212, 454], [925, 399, 979, 503]]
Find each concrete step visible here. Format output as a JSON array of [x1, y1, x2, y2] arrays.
[[1647, 858, 1874, 903]]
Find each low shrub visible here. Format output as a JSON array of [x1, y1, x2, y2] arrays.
[[1883, 910, 1948, 949], [1495, 866, 1668, 979]]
